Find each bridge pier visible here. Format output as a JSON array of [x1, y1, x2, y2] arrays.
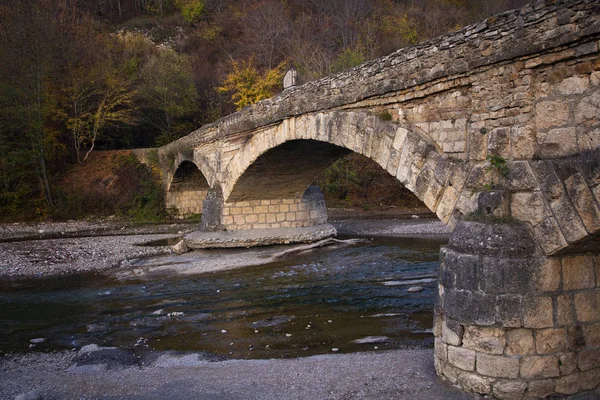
[[220, 185, 328, 231], [435, 218, 600, 398]]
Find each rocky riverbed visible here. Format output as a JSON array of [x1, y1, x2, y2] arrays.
[[0, 217, 471, 400]]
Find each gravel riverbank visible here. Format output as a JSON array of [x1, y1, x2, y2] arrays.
[[0, 347, 478, 400], [0, 219, 449, 279]]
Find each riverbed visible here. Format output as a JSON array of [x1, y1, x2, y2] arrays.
[[0, 218, 476, 400]]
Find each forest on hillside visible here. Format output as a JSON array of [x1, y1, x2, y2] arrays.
[[0, 0, 530, 220]]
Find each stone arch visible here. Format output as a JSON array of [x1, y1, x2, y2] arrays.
[[223, 109, 468, 225], [166, 159, 210, 217]]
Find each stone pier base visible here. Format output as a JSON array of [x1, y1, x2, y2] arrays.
[[435, 221, 600, 399]]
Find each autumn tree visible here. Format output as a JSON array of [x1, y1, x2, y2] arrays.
[[217, 57, 285, 110]]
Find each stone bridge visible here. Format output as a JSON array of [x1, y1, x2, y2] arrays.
[[155, 1, 600, 398]]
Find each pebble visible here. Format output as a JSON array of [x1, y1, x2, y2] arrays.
[[14, 390, 43, 400], [407, 286, 423, 292], [29, 338, 46, 344], [331, 348, 339, 352]]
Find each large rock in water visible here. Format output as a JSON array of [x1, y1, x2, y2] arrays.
[[184, 224, 337, 249]]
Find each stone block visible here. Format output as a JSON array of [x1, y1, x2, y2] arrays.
[[562, 255, 595, 291], [245, 214, 258, 224], [457, 372, 491, 395], [533, 258, 561, 292], [535, 100, 570, 130], [268, 205, 279, 213], [580, 369, 600, 391], [584, 323, 600, 347], [557, 75, 590, 95], [574, 290, 600, 322], [255, 206, 268, 214], [442, 318, 463, 346], [520, 356, 560, 379], [534, 217, 568, 254], [526, 379, 555, 399], [507, 329, 535, 356], [511, 191, 548, 227], [523, 296, 554, 328], [496, 295, 522, 328], [579, 348, 600, 371], [276, 213, 286, 222], [555, 373, 580, 395], [279, 204, 289, 213], [510, 125, 536, 160], [480, 257, 532, 295], [234, 215, 245, 225], [476, 353, 519, 378], [556, 295, 574, 327], [242, 207, 253, 214], [492, 380, 526, 400], [463, 326, 506, 355], [535, 328, 567, 354], [454, 254, 478, 291], [438, 360, 462, 384], [563, 172, 600, 233], [575, 91, 600, 126], [285, 212, 296, 221], [448, 345, 476, 371], [559, 352, 578, 376], [266, 214, 276, 223], [435, 337, 448, 362]]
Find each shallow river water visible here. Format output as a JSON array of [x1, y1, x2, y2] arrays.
[[0, 235, 446, 359]]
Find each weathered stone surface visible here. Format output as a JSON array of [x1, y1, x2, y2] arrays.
[[511, 191, 549, 227], [457, 372, 491, 395], [496, 295, 522, 328], [184, 224, 336, 249], [574, 290, 600, 323], [448, 345, 476, 371], [562, 255, 595, 290], [559, 352, 578, 376], [442, 318, 464, 346], [477, 353, 519, 378], [523, 296, 554, 329], [556, 294, 574, 327], [556, 75, 590, 95], [435, 338, 448, 362], [535, 328, 567, 354], [555, 373, 581, 395], [533, 258, 560, 292], [506, 329, 535, 356], [492, 380, 526, 400], [580, 368, 600, 391], [526, 379, 555, 399], [463, 326, 506, 355], [520, 356, 560, 379], [578, 348, 600, 371], [584, 323, 600, 347], [535, 100, 570, 131]]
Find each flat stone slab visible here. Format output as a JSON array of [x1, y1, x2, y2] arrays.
[[184, 224, 337, 249]]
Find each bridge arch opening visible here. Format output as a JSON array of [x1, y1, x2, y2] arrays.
[[223, 139, 431, 231], [166, 160, 210, 217]]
